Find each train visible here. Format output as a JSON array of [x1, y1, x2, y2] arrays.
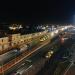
[[0, 49, 21, 66], [0, 44, 30, 66], [0, 41, 40, 66]]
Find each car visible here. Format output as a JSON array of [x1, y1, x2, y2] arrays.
[[45, 50, 54, 59]]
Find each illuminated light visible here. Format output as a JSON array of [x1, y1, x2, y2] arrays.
[[9, 24, 23, 30], [40, 39, 44, 41], [12, 27, 16, 30], [43, 38, 46, 40], [29, 36, 32, 38], [9, 27, 13, 30], [39, 32, 41, 34], [42, 27, 45, 30], [20, 39, 24, 42], [50, 51, 54, 54], [45, 52, 51, 58], [45, 55, 49, 58], [51, 32, 54, 37], [48, 52, 51, 54], [61, 28, 64, 31], [64, 26, 67, 29], [55, 30, 58, 34], [18, 25, 23, 29], [9, 27, 16, 30], [46, 25, 48, 27]]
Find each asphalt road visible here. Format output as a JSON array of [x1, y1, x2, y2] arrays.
[[63, 27, 75, 75], [5, 37, 59, 75], [4, 29, 69, 75], [6, 31, 69, 75], [36, 28, 75, 75]]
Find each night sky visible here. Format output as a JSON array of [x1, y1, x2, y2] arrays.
[[0, 0, 75, 24]]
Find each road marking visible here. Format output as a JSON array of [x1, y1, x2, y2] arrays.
[[24, 65, 32, 72], [64, 62, 73, 75], [0, 39, 50, 73]]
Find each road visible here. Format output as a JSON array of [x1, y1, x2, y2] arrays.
[[42, 26, 75, 75], [5, 29, 70, 75], [0, 27, 70, 74], [63, 27, 75, 75], [36, 27, 75, 75], [6, 36, 60, 75]]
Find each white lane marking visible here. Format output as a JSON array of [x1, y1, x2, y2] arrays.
[[64, 62, 73, 75]]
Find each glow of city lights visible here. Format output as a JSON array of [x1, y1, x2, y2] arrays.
[[55, 30, 58, 34], [9, 24, 23, 30], [51, 32, 54, 37], [39, 32, 42, 34], [46, 25, 48, 28], [18, 25, 23, 29], [42, 27, 46, 30], [9, 27, 16, 30], [64, 26, 67, 29], [50, 51, 54, 54], [61, 28, 64, 31]]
